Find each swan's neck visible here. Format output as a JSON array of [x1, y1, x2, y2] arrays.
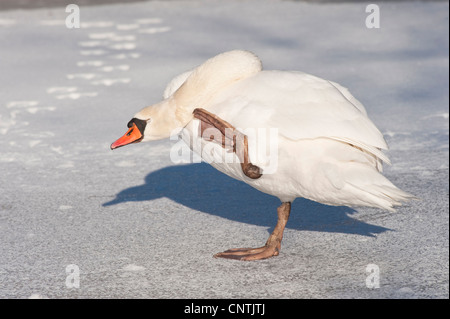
[[135, 98, 183, 141], [173, 50, 262, 123], [136, 51, 263, 141]]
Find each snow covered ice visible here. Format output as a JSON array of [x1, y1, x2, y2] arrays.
[[0, 0, 448, 298]]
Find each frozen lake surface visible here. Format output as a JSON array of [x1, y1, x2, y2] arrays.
[[0, 0, 448, 298]]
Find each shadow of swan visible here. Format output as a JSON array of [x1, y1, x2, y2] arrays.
[[103, 163, 389, 237]]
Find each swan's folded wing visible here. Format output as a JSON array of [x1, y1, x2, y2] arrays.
[[215, 71, 390, 165]]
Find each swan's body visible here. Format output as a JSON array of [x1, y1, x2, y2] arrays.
[[111, 50, 413, 260]]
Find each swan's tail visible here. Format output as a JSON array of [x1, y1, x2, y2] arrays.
[[347, 180, 417, 212], [341, 162, 417, 212]]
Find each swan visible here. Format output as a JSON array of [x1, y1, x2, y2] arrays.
[[111, 50, 414, 261]]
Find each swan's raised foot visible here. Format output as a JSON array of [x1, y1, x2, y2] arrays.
[[242, 163, 262, 179], [193, 108, 262, 180]]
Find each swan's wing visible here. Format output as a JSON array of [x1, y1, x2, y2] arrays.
[[211, 71, 390, 165], [327, 80, 368, 116]]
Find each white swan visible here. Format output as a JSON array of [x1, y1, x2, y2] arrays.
[[111, 50, 414, 260]]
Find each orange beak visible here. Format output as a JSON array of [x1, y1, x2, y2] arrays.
[[110, 123, 143, 150]]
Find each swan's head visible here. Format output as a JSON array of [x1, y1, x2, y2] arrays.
[[110, 117, 148, 150], [110, 99, 182, 150]]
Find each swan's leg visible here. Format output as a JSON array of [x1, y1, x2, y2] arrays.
[[193, 108, 262, 179], [214, 202, 291, 261]]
